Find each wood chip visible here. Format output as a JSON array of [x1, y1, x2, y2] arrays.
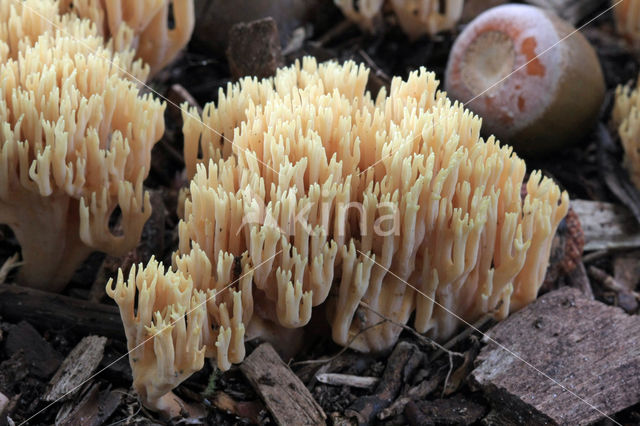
[[0, 284, 124, 339], [211, 391, 263, 424], [345, 341, 422, 424], [471, 287, 640, 425], [315, 373, 379, 389], [571, 199, 640, 251], [44, 336, 108, 402], [56, 384, 122, 426], [240, 343, 326, 425], [5, 321, 62, 379], [0, 392, 9, 418], [405, 395, 487, 426]]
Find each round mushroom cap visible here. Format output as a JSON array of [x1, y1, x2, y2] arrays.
[[445, 4, 605, 156]]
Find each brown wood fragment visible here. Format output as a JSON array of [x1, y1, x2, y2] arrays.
[[571, 199, 640, 251], [44, 336, 107, 402], [345, 341, 422, 425], [240, 343, 326, 425], [315, 373, 379, 389], [56, 384, 122, 426], [443, 337, 480, 396], [613, 251, 640, 290], [0, 283, 124, 339], [0, 391, 9, 421], [588, 266, 639, 313], [378, 365, 448, 420], [5, 321, 62, 379], [211, 391, 263, 424], [470, 287, 640, 425], [565, 262, 594, 299], [405, 395, 487, 426]]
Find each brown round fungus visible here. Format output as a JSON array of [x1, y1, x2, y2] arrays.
[[445, 4, 605, 156], [109, 57, 569, 415]]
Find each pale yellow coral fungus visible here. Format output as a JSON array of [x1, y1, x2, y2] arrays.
[[0, 25, 164, 291], [614, 0, 640, 45], [334, 0, 464, 39], [613, 74, 640, 188], [108, 57, 568, 415], [59, 0, 195, 76]]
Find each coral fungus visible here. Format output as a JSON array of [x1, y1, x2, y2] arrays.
[[109, 57, 568, 414], [0, 22, 164, 291], [59, 0, 194, 76], [613, 73, 640, 189]]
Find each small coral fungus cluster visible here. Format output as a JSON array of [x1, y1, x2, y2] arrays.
[[0, 0, 193, 291], [107, 57, 569, 415], [334, 0, 464, 38], [59, 0, 194, 76], [613, 74, 640, 188]]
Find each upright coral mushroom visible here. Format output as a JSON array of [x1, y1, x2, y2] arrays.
[[612, 74, 640, 189], [0, 0, 142, 66], [59, 0, 195, 77], [334, 0, 464, 38], [0, 28, 164, 291], [109, 57, 569, 414], [614, 0, 640, 45]]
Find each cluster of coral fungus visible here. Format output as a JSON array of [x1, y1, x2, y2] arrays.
[[0, 0, 192, 291], [613, 74, 640, 189], [334, 0, 464, 38], [107, 57, 569, 414]]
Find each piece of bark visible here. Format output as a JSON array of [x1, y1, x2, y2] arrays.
[[613, 251, 640, 290], [0, 352, 29, 394], [211, 391, 263, 424], [56, 384, 122, 426], [240, 343, 326, 425], [378, 365, 448, 420], [227, 17, 284, 80], [405, 395, 487, 426], [345, 342, 422, 425], [571, 199, 640, 251], [471, 287, 640, 425], [524, 0, 608, 25], [0, 392, 9, 421], [44, 336, 107, 402], [315, 373, 379, 390], [0, 284, 124, 339], [588, 266, 639, 313], [5, 321, 62, 379], [565, 262, 594, 299], [443, 337, 480, 396]]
